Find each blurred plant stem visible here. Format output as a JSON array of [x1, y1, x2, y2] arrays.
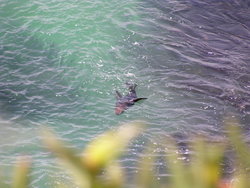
[[12, 157, 31, 188]]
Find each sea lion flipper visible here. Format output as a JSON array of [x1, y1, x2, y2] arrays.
[[115, 91, 122, 99], [133, 97, 147, 102]]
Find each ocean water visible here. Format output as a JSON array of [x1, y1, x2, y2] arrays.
[[0, 0, 249, 187]]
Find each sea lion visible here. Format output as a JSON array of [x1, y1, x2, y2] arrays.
[[115, 83, 147, 115]]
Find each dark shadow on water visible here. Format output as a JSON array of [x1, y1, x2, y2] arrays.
[[0, 21, 83, 123], [135, 0, 250, 128]]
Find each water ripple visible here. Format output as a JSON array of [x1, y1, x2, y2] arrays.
[[0, 0, 250, 186]]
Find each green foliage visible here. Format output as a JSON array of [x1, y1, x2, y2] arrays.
[[166, 139, 225, 188], [42, 121, 144, 188], [1, 120, 250, 188]]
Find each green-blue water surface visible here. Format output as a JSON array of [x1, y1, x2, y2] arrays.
[[0, 0, 249, 187]]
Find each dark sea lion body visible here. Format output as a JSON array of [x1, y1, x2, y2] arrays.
[[115, 83, 147, 115]]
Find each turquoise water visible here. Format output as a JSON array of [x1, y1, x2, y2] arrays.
[[0, 0, 249, 187]]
